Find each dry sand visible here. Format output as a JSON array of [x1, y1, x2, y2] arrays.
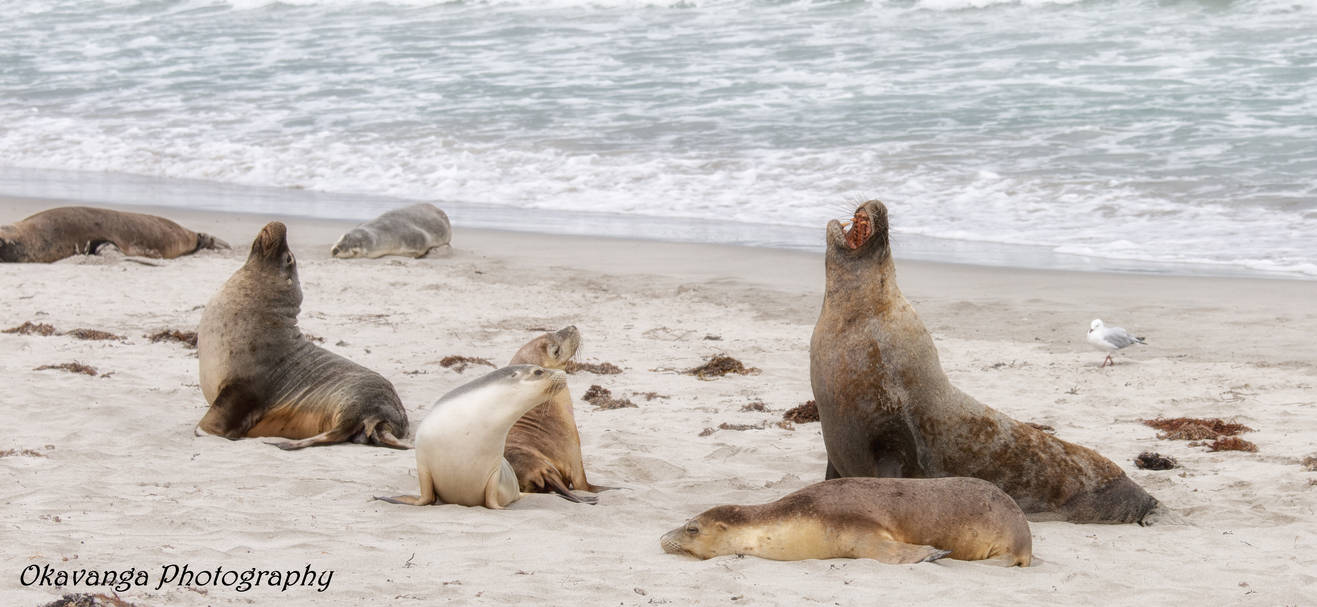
[[2, 196, 1314, 606]]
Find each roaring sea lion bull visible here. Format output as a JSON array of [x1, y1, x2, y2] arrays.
[[0, 206, 228, 263], [196, 221, 410, 450], [809, 200, 1158, 524]]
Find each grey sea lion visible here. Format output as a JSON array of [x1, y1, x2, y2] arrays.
[[196, 221, 410, 450], [504, 326, 610, 504], [809, 200, 1158, 524], [375, 364, 567, 509], [0, 206, 229, 263], [330, 203, 451, 259], [661, 477, 1032, 566]]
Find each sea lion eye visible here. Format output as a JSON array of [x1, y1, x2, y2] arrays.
[[548, 345, 560, 357], [685, 524, 698, 536], [533, 369, 544, 376], [284, 252, 295, 266]]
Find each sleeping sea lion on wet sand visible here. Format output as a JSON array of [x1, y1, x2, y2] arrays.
[[661, 477, 1033, 566], [809, 200, 1159, 524], [0, 206, 229, 263], [376, 365, 567, 509], [504, 326, 612, 504], [196, 221, 410, 450], [330, 203, 451, 259]]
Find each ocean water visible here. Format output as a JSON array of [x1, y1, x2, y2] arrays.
[[0, 0, 1314, 277]]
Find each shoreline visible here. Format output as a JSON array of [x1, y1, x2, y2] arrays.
[[2, 166, 1312, 281], [2, 193, 1315, 606]]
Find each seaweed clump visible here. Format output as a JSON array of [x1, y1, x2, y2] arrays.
[[685, 355, 759, 380], [439, 355, 496, 373], [782, 400, 819, 424], [1207, 437, 1258, 453], [147, 329, 198, 348], [1143, 417, 1253, 440], [565, 361, 623, 375], [582, 385, 636, 410], [3, 321, 58, 336], [1134, 451, 1178, 470], [34, 362, 100, 376]]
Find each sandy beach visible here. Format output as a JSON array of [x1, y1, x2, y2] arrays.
[[2, 195, 1314, 606]]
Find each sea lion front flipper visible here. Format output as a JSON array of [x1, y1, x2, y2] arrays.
[[852, 539, 950, 565], [484, 459, 522, 509], [543, 474, 598, 505], [374, 463, 437, 506], [197, 383, 262, 439]]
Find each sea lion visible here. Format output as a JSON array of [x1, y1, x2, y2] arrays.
[[809, 200, 1158, 524], [196, 221, 410, 450], [661, 477, 1032, 566], [504, 326, 608, 504], [0, 206, 229, 263], [375, 364, 567, 509], [330, 203, 451, 259]]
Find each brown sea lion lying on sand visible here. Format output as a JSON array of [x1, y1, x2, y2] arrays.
[[0, 206, 228, 263]]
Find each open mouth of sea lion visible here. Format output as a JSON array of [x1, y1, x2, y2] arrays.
[[842, 210, 873, 250]]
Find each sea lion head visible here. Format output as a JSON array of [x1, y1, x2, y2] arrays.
[[0, 226, 20, 263], [330, 228, 372, 259], [509, 325, 581, 369], [660, 506, 745, 559], [825, 200, 891, 264], [245, 221, 300, 287]]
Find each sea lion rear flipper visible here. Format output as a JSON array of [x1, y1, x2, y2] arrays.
[[196, 233, 231, 251], [543, 474, 598, 505], [266, 428, 353, 450], [373, 494, 432, 506], [372, 428, 414, 450], [853, 539, 951, 565]]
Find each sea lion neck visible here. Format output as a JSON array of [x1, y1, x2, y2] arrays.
[[824, 247, 900, 308]]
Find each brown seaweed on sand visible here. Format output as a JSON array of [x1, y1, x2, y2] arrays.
[[1207, 437, 1258, 453], [782, 400, 819, 424], [1143, 417, 1253, 440], [582, 385, 637, 410], [3, 321, 58, 336], [1303, 456, 1317, 472], [147, 329, 198, 348], [34, 362, 100, 376], [64, 328, 124, 341], [1134, 452, 1178, 470], [565, 360, 623, 375], [0, 448, 46, 458], [40, 593, 142, 607], [740, 401, 768, 412], [684, 355, 759, 380], [439, 355, 496, 373]]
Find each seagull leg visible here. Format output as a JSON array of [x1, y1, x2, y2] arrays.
[[1102, 354, 1114, 368]]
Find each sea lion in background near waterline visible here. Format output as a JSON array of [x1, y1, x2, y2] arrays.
[[0, 206, 229, 263], [196, 221, 410, 450], [375, 365, 567, 509], [661, 477, 1032, 566], [809, 200, 1158, 524], [504, 326, 610, 504], [330, 203, 451, 259]]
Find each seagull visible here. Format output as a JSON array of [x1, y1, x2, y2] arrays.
[[1087, 319, 1146, 368]]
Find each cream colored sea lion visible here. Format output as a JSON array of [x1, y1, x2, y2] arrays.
[[375, 364, 567, 509], [0, 206, 229, 263], [330, 203, 451, 259], [661, 477, 1032, 566], [196, 221, 410, 450], [504, 326, 610, 504], [809, 200, 1158, 524]]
